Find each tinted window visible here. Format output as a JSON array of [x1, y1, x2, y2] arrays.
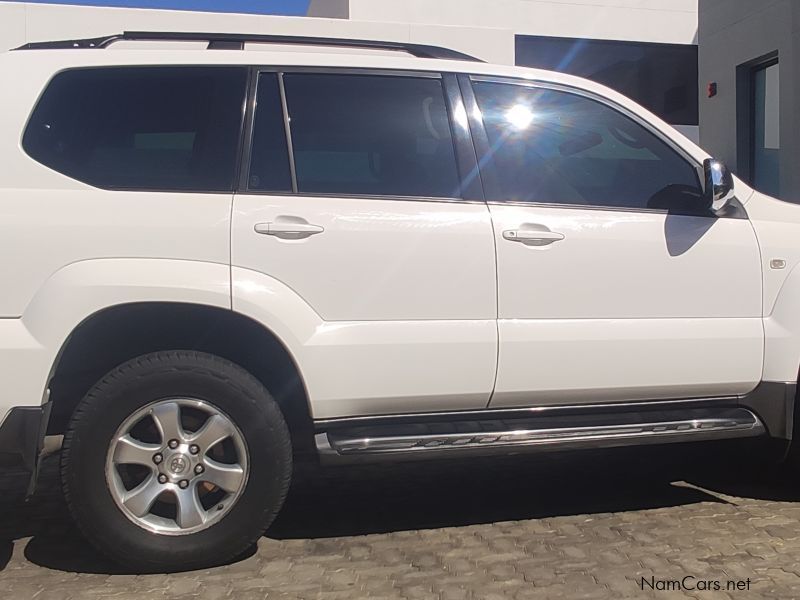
[[283, 73, 461, 198], [248, 74, 293, 192], [23, 67, 247, 191], [473, 81, 703, 210], [515, 36, 698, 126]]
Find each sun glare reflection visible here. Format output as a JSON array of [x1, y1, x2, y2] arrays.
[[453, 102, 469, 129], [505, 104, 535, 130]]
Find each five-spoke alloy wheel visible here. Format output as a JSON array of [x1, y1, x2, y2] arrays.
[[61, 351, 293, 572]]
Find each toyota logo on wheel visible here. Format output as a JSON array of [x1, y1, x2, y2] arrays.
[[169, 456, 188, 475]]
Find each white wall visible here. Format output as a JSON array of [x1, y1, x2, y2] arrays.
[[349, 0, 699, 44], [0, 1, 512, 62]]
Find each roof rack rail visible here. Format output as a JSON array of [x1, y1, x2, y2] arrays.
[[14, 31, 484, 62]]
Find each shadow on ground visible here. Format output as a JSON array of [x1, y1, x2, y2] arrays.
[[269, 439, 800, 539], [2, 439, 798, 575]]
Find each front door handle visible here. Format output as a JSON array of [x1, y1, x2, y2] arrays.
[[254, 217, 324, 239], [503, 224, 565, 246]]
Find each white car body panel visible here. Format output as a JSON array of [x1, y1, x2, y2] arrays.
[[232, 195, 497, 321], [748, 192, 800, 382], [493, 317, 763, 407], [231, 198, 499, 418], [487, 204, 763, 406], [0, 190, 232, 317], [746, 192, 800, 315], [0, 259, 230, 422], [489, 206, 761, 320], [0, 319, 44, 423], [233, 275, 498, 418]]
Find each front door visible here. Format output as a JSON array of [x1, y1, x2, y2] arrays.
[[465, 77, 763, 407]]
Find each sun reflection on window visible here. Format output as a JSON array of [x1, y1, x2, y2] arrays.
[[453, 102, 469, 129], [505, 104, 535, 130]]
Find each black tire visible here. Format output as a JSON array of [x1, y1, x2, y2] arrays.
[[61, 350, 293, 572]]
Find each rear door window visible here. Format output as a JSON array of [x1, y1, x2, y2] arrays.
[[277, 72, 461, 198]]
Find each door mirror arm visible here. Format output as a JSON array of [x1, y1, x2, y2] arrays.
[[703, 158, 736, 214]]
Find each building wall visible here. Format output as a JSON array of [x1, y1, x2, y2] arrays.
[[348, 0, 699, 44], [699, 0, 799, 201]]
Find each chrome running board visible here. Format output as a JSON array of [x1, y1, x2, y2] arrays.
[[315, 407, 764, 463]]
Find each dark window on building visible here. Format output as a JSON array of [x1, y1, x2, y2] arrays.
[[282, 73, 461, 198], [515, 36, 699, 126], [248, 73, 293, 192], [473, 81, 703, 210], [23, 66, 248, 191]]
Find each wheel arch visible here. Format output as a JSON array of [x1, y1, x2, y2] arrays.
[[46, 301, 315, 455]]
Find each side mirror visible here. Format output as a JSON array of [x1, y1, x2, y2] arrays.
[[703, 158, 735, 213]]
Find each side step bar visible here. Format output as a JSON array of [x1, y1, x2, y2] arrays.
[[315, 407, 764, 463]]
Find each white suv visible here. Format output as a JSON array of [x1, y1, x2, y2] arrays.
[[1, 31, 798, 571]]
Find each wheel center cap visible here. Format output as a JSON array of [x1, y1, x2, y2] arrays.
[[168, 454, 189, 475]]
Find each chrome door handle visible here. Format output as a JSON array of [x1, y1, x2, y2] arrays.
[[503, 226, 565, 246], [254, 218, 324, 239]]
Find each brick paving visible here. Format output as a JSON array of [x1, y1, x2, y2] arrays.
[[2, 441, 800, 598]]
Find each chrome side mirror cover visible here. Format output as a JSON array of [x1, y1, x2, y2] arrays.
[[703, 158, 735, 213]]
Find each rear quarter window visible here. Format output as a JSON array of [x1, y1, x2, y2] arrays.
[[23, 66, 248, 192]]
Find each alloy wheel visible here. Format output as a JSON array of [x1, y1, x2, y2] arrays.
[[105, 398, 249, 535]]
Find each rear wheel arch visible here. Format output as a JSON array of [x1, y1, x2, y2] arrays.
[[46, 302, 315, 455]]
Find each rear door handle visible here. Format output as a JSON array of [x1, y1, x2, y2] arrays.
[[503, 225, 565, 246], [254, 218, 324, 239]]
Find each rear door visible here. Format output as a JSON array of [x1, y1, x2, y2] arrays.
[[232, 70, 497, 418]]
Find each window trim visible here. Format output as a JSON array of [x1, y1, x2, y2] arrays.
[[236, 66, 261, 193], [240, 66, 477, 204], [277, 72, 299, 194], [23, 64, 251, 194], [464, 74, 724, 218]]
